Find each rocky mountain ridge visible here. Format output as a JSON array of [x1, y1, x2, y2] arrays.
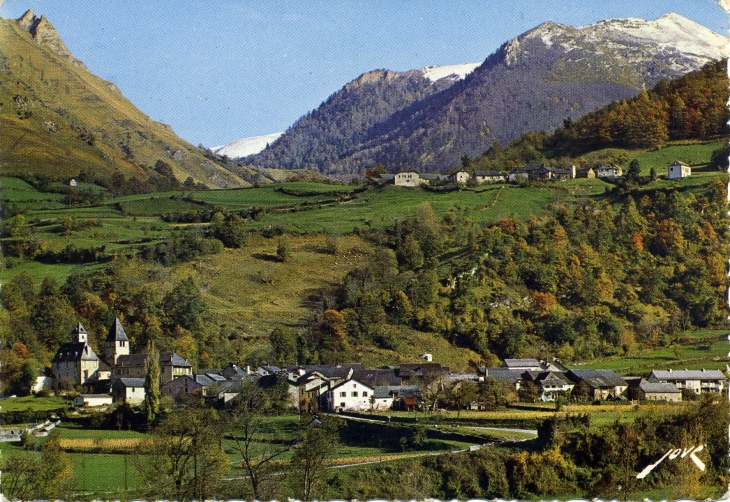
[[241, 13, 728, 177], [1, 10, 257, 188], [17, 9, 87, 70]]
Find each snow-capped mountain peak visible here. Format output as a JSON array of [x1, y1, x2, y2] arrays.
[[421, 63, 481, 82], [213, 132, 283, 159]]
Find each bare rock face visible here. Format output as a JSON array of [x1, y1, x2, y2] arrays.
[[17, 9, 87, 70]]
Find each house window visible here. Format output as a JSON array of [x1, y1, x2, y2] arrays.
[[362, 391, 368, 397], [340, 402, 345, 408], [351, 391, 358, 397], [340, 391, 346, 397]]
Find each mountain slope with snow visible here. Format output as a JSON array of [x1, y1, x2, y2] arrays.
[[243, 13, 728, 177], [213, 132, 284, 159]]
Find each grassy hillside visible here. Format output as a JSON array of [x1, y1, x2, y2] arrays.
[[0, 16, 250, 188], [0, 138, 726, 373]]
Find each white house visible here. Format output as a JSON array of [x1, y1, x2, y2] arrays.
[[323, 379, 374, 412], [74, 394, 113, 407], [451, 170, 471, 184], [648, 369, 726, 395], [667, 161, 691, 179]]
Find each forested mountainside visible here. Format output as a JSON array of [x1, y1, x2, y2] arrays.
[[471, 59, 730, 171], [0, 11, 262, 190], [243, 13, 727, 177]]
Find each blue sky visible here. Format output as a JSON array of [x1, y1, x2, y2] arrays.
[[1, 1, 727, 148]]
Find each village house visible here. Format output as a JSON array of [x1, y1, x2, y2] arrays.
[[323, 379, 374, 412], [376, 385, 421, 411], [32, 368, 54, 394], [161, 374, 205, 400], [473, 170, 507, 184], [112, 378, 146, 404], [113, 352, 193, 386], [667, 160, 691, 179], [74, 393, 113, 407], [394, 171, 421, 187], [502, 358, 543, 371], [523, 371, 575, 402], [482, 368, 524, 392], [595, 164, 623, 178], [638, 380, 682, 402], [568, 369, 628, 401], [648, 369, 726, 395], [451, 169, 471, 184], [51, 323, 101, 387], [397, 362, 450, 381]]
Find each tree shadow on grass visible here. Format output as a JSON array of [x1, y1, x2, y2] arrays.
[[252, 252, 282, 262]]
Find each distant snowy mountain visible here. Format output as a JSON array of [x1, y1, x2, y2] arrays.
[[244, 12, 728, 177], [421, 63, 481, 82], [213, 132, 284, 159]]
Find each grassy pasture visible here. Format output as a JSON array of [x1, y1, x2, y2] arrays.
[[116, 196, 207, 216], [573, 329, 730, 375], [0, 395, 68, 412], [630, 139, 726, 173]]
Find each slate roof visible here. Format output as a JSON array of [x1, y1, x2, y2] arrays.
[[503, 359, 542, 370], [351, 368, 401, 386], [115, 352, 192, 368], [106, 317, 129, 342], [201, 372, 227, 382], [72, 323, 88, 339], [483, 368, 525, 383], [443, 373, 480, 383], [52, 342, 99, 362], [296, 364, 364, 379], [639, 380, 680, 394], [161, 352, 193, 367], [650, 369, 726, 381], [568, 369, 627, 388], [525, 371, 572, 385], [329, 379, 374, 393], [117, 378, 145, 388], [373, 385, 420, 399], [259, 365, 282, 373], [397, 363, 449, 379], [115, 354, 146, 367], [195, 374, 216, 386]]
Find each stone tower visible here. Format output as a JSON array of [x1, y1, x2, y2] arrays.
[[71, 322, 88, 344], [105, 317, 130, 365]]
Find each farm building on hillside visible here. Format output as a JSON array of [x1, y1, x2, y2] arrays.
[[474, 170, 507, 184], [595, 164, 623, 178], [667, 160, 691, 179], [394, 171, 421, 187]]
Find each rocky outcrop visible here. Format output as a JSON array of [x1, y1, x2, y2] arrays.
[[17, 9, 87, 70]]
